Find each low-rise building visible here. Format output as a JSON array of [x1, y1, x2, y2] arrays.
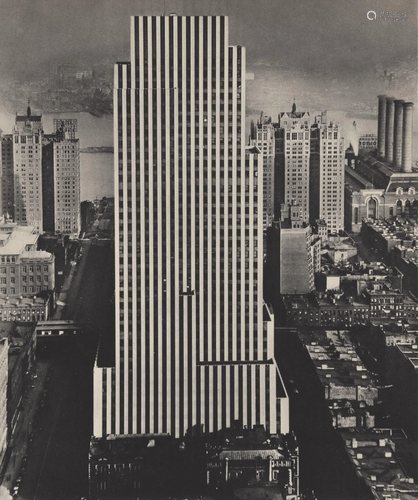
[[206, 427, 299, 499], [359, 134, 378, 152], [0, 221, 55, 320], [320, 232, 358, 264], [300, 330, 378, 411], [386, 341, 418, 442], [284, 260, 418, 327], [392, 245, 418, 300], [0, 338, 8, 469], [341, 428, 418, 499], [282, 292, 369, 328], [360, 218, 415, 256], [0, 322, 36, 441], [89, 434, 183, 500]]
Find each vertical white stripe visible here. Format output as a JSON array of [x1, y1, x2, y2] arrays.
[[198, 16, 205, 365], [217, 365, 222, 429], [156, 17, 163, 433], [207, 16, 213, 364], [173, 17, 180, 438], [122, 64, 130, 435], [251, 364, 256, 426], [225, 365, 230, 427], [92, 367, 103, 436], [181, 15, 188, 436], [242, 364, 247, 428], [131, 74, 138, 435], [208, 366, 214, 433], [190, 15, 198, 430], [269, 364, 277, 434], [260, 364, 266, 425], [139, 19, 146, 434], [113, 64, 121, 435], [106, 370, 113, 435], [164, 16, 172, 435], [147, 16, 155, 435], [234, 364, 239, 420]]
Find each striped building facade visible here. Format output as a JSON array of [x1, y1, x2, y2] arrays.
[[93, 15, 289, 439]]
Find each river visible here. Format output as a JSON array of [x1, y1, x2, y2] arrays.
[[0, 110, 114, 202]]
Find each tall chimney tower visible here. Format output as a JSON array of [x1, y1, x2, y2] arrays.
[[401, 102, 414, 173], [393, 99, 404, 168], [385, 97, 396, 162], [377, 95, 387, 158]]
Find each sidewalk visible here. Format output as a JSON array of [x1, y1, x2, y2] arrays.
[[53, 262, 78, 321], [0, 360, 52, 499]]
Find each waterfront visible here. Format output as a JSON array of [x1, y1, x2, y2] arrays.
[[0, 109, 114, 202]]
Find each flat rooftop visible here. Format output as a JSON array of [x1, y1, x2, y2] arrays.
[[0, 225, 38, 255], [396, 343, 418, 370], [341, 428, 418, 499]]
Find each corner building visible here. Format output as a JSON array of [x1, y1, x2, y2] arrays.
[[93, 15, 289, 439]]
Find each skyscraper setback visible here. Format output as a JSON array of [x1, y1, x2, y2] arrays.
[[93, 15, 289, 440]]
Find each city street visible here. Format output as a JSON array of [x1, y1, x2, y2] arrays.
[[12, 239, 114, 500]]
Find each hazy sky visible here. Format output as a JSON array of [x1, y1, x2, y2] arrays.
[[0, 0, 416, 78]]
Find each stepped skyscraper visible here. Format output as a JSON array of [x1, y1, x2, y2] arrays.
[[93, 15, 288, 439]]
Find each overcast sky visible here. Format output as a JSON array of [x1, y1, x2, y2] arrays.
[[0, 0, 416, 78]]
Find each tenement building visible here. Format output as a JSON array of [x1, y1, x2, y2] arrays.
[[345, 95, 418, 233], [93, 15, 289, 441]]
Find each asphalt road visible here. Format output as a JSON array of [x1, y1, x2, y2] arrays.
[[16, 239, 114, 500]]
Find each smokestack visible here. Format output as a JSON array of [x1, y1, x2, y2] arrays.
[[401, 102, 414, 173], [393, 99, 404, 168], [377, 95, 387, 158], [385, 97, 396, 162]]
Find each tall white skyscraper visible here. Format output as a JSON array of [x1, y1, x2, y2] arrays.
[[93, 15, 288, 440]]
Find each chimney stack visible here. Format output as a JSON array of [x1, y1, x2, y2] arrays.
[[401, 102, 414, 173], [385, 97, 396, 162], [377, 95, 387, 158], [393, 99, 404, 168]]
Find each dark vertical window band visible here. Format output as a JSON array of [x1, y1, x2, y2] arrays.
[[143, 17, 148, 87], [135, 17, 139, 86]]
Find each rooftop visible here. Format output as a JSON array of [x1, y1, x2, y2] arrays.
[[0, 224, 38, 255], [341, 429, 418, 499], [396, 342, 418, 371], [299, 330, 375, 387]]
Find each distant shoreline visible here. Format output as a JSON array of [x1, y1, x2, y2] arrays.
[[80, 146, 113, 154]]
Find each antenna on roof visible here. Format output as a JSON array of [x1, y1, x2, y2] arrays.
[[27, 98, 31, 119]]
